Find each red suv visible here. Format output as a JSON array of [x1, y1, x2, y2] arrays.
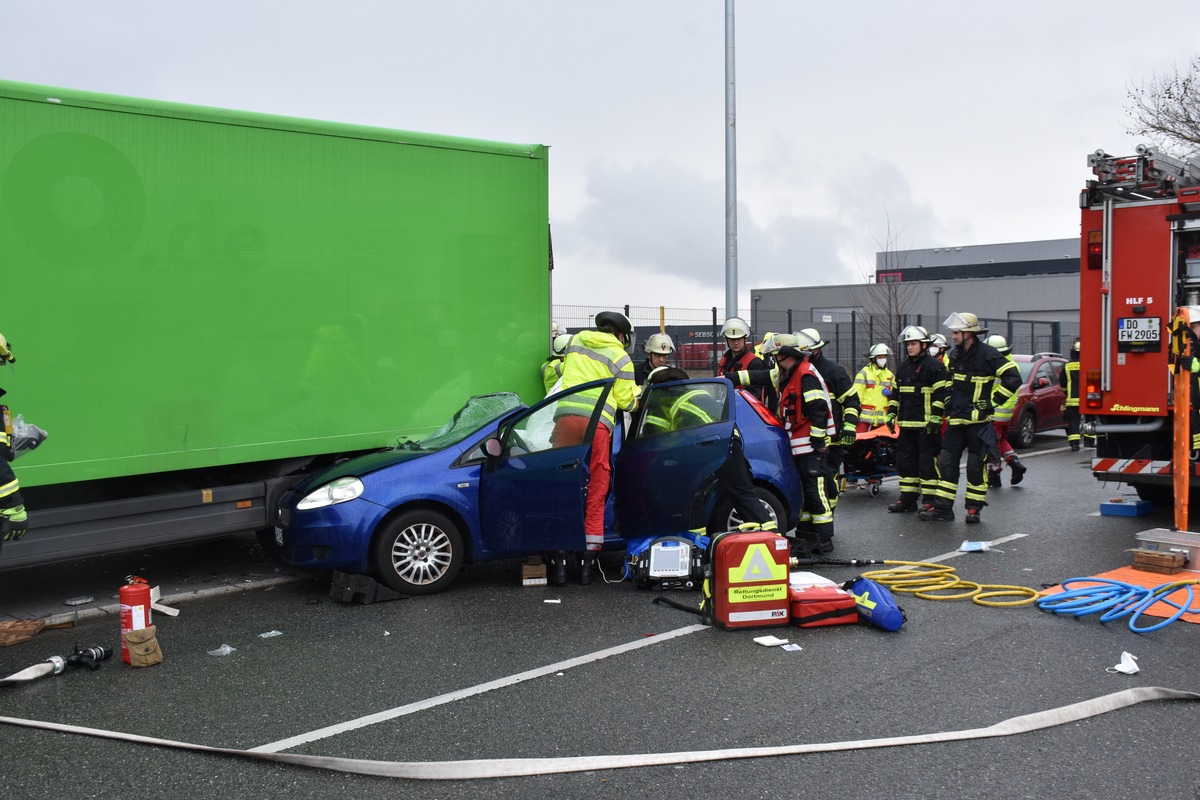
[[1008, 353, 1067, 448]]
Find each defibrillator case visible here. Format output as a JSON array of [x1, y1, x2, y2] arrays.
[[703, 529, 791, 629], [627, 535, 705, 590]]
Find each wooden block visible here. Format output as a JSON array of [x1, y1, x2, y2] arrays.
[[0, 619, 46, 636]]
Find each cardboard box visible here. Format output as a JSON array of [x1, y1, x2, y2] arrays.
[[521, 556, 547, 587]]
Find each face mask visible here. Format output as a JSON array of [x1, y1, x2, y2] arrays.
[[874, 357, 887, 368], [929, 347, 941, 357]]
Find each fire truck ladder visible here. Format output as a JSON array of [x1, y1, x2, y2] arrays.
[[1084, 145, 1200, 204]]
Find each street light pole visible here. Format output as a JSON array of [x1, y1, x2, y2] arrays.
[[724, 0, 738, 319]]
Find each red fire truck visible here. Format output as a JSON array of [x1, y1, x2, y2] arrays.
[[1079, 145, 1200, 503]]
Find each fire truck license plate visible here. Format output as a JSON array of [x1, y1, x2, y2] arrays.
[[1117, 317, 1160, 343]]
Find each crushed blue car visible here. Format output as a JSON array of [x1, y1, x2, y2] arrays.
[[276, 376, 803, 594]]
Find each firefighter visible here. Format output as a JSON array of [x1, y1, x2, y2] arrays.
[[920, 313, 1020, 524], [718, 316, 774, 408], [1179, 308, 1200, 453], [885, 325, 950, 513], [541, 333, 572, 396], [0, 333, 27, 547], [928, 333, 950, 367], [764, 333, 836, 553], [796, 328, 860, 510], [854, 344, 895, 432], [550, 310, 637, 584], [635, 332, 676, 386], [984, 335, 1027, 487], [644, 367, 774, 528], [1059, 338, 1082, 451]]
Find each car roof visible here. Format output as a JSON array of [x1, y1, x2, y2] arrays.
[[1012, 353, 1065, 362]]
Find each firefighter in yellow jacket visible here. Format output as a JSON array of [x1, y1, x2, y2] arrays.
[[549, 311, 637, 584], [854, 344, 895, 431]]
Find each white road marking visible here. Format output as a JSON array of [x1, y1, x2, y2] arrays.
[[250, 623, 709, 753]]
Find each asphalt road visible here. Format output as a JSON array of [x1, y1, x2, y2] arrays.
[[1, 434, 1198, 800]]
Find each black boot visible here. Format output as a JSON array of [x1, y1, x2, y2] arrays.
[[547, 551, 568, 586], [987, 470, 1002, 489], [577, 551, 596, 585], [1008, 458, 1026, 485]]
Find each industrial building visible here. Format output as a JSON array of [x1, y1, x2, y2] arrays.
[[749, 238, 1081, 361]]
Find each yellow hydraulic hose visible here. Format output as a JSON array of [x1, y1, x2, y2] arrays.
[[860, 560, 1039, 607]]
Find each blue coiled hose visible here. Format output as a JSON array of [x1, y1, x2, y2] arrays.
[[1038, 577, 1200, 633]]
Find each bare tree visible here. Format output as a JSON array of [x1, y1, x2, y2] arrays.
[[1126, 56, 1200, 157], [847, 215, 922, 358]]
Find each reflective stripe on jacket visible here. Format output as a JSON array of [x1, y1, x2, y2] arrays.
[[558, 330, 637, 430], [854, 364, 895, 424]]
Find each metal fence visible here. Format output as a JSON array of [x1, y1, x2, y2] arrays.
[[553, 305, 1078, 378]]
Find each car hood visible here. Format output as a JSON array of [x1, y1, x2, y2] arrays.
[[290, 448, 435, 495]]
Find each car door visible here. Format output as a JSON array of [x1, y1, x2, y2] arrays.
[[477, 379, 613, 553], [614, 378, 735, 538], [1032, 360, 1065, 429]]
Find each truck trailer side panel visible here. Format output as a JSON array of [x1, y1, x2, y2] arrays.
[[0, 80, 549, 565]]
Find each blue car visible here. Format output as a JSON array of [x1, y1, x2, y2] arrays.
[[276, 376, 803, 594]]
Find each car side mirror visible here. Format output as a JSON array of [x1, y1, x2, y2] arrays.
[[484, 437, 503, 458], [1036, 377, 1050, 388]]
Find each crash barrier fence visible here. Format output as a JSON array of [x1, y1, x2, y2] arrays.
[[554, 305, 1078, 377]]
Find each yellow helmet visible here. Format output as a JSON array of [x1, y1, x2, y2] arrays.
[[0, 333, 12, 365], [551, 333, 572, 357], [986, 334, 1010, 354], [944, 312, 987, 333]]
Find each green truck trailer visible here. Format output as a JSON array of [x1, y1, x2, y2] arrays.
[[0, 80, 550, 568]]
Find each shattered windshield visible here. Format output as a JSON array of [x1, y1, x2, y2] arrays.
[[396, 393, 523, 452]]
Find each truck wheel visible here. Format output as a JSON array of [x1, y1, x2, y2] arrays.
[[1134, 484, 1173, 507], [255, 528, 284, 562], [710, 487, 786, 533], [372, 510, 464, 595], [1013, 410, 1036, 449]]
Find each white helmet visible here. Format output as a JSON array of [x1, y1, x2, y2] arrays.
[[551, 333, 572, 357], [551, 320, 560, 337], [797, 328, 827, 350], [644, 332, 676, 355], [720, 317, 751, 339], [986, 334, 1010, 355], [929, 333, 948, 349], [944, 311, 987, 333], [869, 343, 892, 358], [760, 332, 799, 356], [794, 329, 822, 354], [0, 332, 12, 365], [898, 325, 929, 344]]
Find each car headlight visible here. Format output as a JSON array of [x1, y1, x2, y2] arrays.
[[296, 476, 365, 510]]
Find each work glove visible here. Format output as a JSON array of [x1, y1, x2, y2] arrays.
[[885, 414, 896, 434], [973, 398, 989, 411], [836, 433, 856, 447]]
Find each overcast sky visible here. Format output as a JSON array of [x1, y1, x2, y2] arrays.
[[2, 1, 1196, 315]]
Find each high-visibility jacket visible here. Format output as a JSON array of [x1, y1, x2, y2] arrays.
[[778, 360, 835, 456], [810, 351, 861, 436], [889, 352, 951, 428], [991, 353, 1019, 424], [557, 330, 637, 431], [541, 356, 564, 395], [643, 387, 722, 434], [854, 363, 895, 425], [1059, 357, 1080, 408], [945, 339, 1021, 425]]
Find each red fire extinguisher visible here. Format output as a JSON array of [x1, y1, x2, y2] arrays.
[[119, 575, 152, 664]]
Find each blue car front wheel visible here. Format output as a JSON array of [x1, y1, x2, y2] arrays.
[[372, 509, 464, 595]]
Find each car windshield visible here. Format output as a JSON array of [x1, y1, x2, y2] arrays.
[[1016, 360, 1034, 382], [396, 392, 523, 452]]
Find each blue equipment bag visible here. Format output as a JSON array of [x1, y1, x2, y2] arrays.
[[843, 576, 906, 631]]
